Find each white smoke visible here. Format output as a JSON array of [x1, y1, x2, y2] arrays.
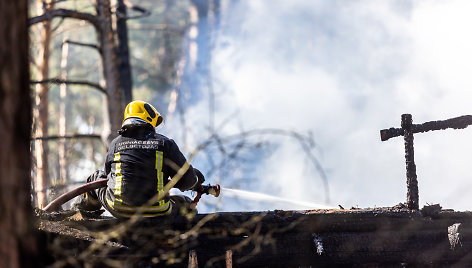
[[166, 0, 472, 212]]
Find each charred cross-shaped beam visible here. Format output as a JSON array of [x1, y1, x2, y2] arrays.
[[380, 114, 472, 210]]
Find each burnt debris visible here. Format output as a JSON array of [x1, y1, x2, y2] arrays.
[[380, 114, 472, 211]]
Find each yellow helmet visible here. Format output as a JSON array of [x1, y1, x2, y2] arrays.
[[123, 101, 163, 127]]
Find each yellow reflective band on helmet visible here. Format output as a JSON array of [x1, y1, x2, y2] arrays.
[[156, 150, 165, 206], [123, 100, 163, 128], [113, 153, 123, 205]]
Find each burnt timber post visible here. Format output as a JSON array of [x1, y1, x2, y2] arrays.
[[402, 114, 419, 210], [380, 114, 472, 210]]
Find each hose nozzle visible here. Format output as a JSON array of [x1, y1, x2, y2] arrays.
[[207, 184, 220, 197], [199, 184, 221, 197]]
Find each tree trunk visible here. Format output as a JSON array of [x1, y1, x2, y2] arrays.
[[33, 0, 55, 208], [116, 0, 133, 106], [95, 0, 123, 142], [95, 0, 124, 142], [0, 0, 38, 267], [58, 37, 69, 186]]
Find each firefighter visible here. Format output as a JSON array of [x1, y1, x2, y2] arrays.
[[74, 100, 205, 218]]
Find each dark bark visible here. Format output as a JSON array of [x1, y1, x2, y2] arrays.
[[95, 0, 123, 141], [116, 0, 133, 105], [0, 0, 38, 266]]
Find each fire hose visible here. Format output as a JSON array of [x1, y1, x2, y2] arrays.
[[42, 179, 220, 213], [43, 179, 108, 212]]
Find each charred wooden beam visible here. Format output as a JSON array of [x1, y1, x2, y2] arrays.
[[380, 115, 472, 141], [380, 114, 472, 210]]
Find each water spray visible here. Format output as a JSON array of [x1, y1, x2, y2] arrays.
[[221, 187, 334, 209]]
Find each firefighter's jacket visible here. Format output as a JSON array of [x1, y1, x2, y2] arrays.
[[103, 126, 198, 217]]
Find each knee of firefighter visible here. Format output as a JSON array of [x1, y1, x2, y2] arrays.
[[171, 195, 196, 215], [72, 193, 101, 212], [85, 192, 100, 206]]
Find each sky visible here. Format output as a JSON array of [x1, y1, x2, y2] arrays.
[[167, 0, 472, 212]]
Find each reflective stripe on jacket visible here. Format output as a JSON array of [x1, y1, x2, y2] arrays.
[[104, 126, 198, 217]]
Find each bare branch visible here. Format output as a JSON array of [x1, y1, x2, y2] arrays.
[[230, 128, 329, 202], [30, 78, 106, 94], [63, 40, 100, 51], [29, 8, 102, 28], [196, 128, 330, 203], [31, 134, 102, 141], [115, 1, 151, 20]]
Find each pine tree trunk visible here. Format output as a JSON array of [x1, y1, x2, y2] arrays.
[[58, 37, 69, 185], [0, 0, 38, 266], [33, 0, 55, 208], [116, 0, 133, 106], [95, 0, 123, 142]]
